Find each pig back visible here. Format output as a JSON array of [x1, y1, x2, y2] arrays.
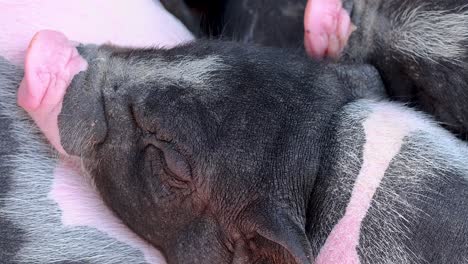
[[310, 99, 468, 263]]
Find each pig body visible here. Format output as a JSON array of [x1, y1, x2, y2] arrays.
[[311, 100, 468, 264], [33, 37, 468, 263], [165, 0, 468, 140], [304, 0, 468, 139]]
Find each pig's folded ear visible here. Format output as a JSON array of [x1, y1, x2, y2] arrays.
[[17, 30, 88, 111], [247, 203, 313, 264]]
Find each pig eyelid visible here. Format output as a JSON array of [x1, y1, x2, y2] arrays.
[[144, 137, 193, 184], [162, 164, 190, 189]]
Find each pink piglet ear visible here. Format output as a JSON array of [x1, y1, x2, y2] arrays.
[[17, 30, 88, 156], [304, 0, 355, 59], [17, 30, 88, 111]]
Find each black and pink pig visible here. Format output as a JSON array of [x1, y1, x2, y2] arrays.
[[17, 30, 468, 264]]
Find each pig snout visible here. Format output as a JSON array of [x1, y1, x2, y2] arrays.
[[304, 0, 355, 59]]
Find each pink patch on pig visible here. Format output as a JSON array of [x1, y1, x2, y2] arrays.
[[315, 104, 417, 264], [0, 0, 194, 65], [49, 158, 166, 264]]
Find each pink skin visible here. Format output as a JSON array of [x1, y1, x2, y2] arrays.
[[304, 0, 355, 59], [0, 0, 193, 66], [315, 104, 416, 264]]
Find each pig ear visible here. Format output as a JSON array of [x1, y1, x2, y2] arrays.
[[248, 203, 312, 264], [304, 0, 355, 59], [17, 30, 88, 111]]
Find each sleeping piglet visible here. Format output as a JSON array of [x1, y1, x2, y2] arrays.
[[19, 30, 468, 263]]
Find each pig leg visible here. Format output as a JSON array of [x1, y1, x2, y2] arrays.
[[17, 30, 87, 155], [304, 0, 355, 59]]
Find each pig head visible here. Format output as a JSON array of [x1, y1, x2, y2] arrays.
[[48, 37, 383, 263]]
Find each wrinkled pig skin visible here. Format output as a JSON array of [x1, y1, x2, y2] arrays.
[[0, 0, 194, 263], [30, 37, 468, 263]]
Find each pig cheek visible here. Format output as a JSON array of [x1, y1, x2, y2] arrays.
[[48, 158, 167, 264]]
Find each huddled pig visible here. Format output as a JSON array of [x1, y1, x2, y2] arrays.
[[19, 30, 468, 264], [0, 0, 193, 263], [305, 0, 468, 138]]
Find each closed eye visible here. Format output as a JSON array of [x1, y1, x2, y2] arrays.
[[144, 136, 193, 187]]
